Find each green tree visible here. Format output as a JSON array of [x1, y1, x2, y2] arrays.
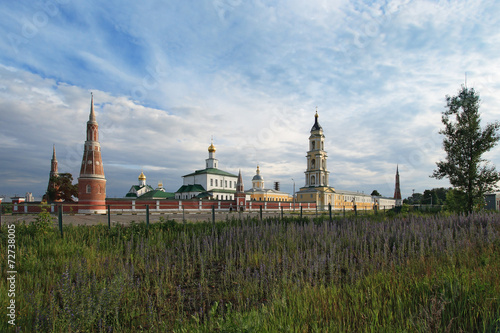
[[370, 190, 381, 196], [46, 173, 78, 202], [422, 189, 438, 206], [445, 189, 467, 214], [431, 86, 500, 213]]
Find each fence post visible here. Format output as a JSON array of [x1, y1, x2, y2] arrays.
[[281, 206, 284, 220], [58, 205, 63, 238], [354, 205, 357, 216], [300, 205, 303, 219], [259, 206, 263, 222], [212, 205, 215, 227], [343, 206, 345, 218], [146, 205, 150, 231], [183, 205, 186, 224], [107, 205, 111, 230], [329, 203, 332, 222]]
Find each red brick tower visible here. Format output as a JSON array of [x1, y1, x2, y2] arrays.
[[43, 145, 61, 202], [393, 165, 402, 206], [78, 93, 106, 213], [235, 170, 246, 210]]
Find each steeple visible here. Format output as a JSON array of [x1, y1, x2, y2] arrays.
[[311, 107, 323, 132], [394, 165, 402, 206], [236, 169, 244, 193], [44, 144, 61, 202], [304, 109, 330, 188], [89, 92, 97, 123], [235, 169, 246, 210], [78, 93, 106, 213], [50, 144, 58, 177]]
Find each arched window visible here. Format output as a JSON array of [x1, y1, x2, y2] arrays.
[[311, 141, 315, 150], [86, 184, 91, 193], [311, 159, 316, 169], [311, 175, 316, 185]]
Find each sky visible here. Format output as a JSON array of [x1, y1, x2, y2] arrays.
[[1, 0, 500, 201]]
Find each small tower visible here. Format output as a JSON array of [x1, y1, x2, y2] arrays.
[[252, 165, 265, 189], [50, 144, 58, 178], [394, 165, 402, 206], [138, 171, 146, 187], [206, 139, 218, 169], [304, 109, 330, 187], [78, 93, 106, 213], [44, 145, 61, 202], [235, 170, 246, 210]]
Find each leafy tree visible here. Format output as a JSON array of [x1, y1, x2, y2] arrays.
[[404, 192, 422, 205], [370, 190, 381, 196], [431, 86, 500, 213], [422, 190, 438, 206], [46, 173, 78, 202], [445, 189, 467, 214]]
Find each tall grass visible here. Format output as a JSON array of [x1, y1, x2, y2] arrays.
[[0, 213, 499, 332]]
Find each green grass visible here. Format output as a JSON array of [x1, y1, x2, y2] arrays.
[[1, 212, 499, 332]]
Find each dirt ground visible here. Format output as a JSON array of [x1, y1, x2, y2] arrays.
[[0, 210, 320, 226]]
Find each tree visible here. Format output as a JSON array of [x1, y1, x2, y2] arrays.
[[46, 173, 78, 202], [431, 86, 500, 213], [370, 190, 381, 196]]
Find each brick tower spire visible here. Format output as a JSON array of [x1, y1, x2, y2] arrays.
[[235, 169, 246, 210], [50, 144, 58, 177], [43, 144, 61, 202], [78, 93, 106, 213], [394, 165, 402, 206]]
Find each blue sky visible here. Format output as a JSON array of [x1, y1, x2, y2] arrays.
[[1, 0, 500, 200]]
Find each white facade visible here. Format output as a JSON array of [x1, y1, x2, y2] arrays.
[[182, 173, 237, 192], [373, 196, 397, 210]]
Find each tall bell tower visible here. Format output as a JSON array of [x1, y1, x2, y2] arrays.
[[78, 93, 106, 213], [304, 109, 330, 188]]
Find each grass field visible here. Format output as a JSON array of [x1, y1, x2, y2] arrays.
[[1, 211, 499, 332]]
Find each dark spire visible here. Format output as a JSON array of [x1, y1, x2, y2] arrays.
[[394, 165, 402, 203], [311, 108, 323, 131], [236, 169, 244, 193]]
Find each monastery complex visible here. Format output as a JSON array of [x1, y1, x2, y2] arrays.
[[36, 95, 399, 214]]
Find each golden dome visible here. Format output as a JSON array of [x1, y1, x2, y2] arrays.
[[138, 171, 146, 181], [208, 142, 216, 153]]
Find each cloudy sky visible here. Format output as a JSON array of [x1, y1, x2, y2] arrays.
[[1, 0, 500, 200]]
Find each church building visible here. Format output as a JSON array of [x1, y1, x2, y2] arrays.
[[125, 172, 175, 199], [245, 165, 293, 201], [125, 172, 154, 198], [175, 141, 238, 200]]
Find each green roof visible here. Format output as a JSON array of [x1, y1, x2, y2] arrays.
[[209, 189, 236, 194], [176, 184, 206, 193], [183, 168, 238, 178], [125, 193, 138, 198], [138, 190, 175, 199]]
